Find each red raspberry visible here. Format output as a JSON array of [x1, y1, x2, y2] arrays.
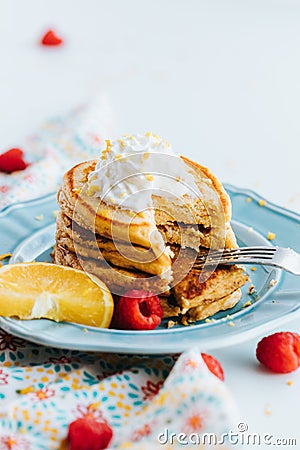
[[256, 332, 300, 373], [67, 418, 113, 450], [201, 353, 224, 381], [40, 29, 63, 46], [0, 148, 29, 173], [112, 290, 163, 330]]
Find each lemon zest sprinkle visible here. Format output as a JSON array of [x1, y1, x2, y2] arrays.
[[145, 173, 154, 182], [0, 253, 12, 261], [243, 300, 252, 307]]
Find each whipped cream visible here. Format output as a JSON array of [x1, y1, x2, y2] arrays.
[[87, 132, 200, 211]]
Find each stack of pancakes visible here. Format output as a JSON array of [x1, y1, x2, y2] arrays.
[[53, 155, 248, 324]]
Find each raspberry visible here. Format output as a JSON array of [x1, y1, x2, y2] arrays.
[[40, 29, 63, 46], [201, 353, 224, 381], [112, 290, 163, 330], [67, 418, 113, 450], [0, 148, 29, 173], [256, 332, 300, 373]]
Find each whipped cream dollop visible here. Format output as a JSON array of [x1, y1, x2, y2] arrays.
[[87, 132, 199, 211]]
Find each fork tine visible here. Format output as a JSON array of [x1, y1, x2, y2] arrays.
[[196, 252, 266, 262], [209, 247, 276, 256], [195, 246, 278, 269], [197, 247, 277, 261], [193, 257, 275, 270], [194, 246, 300, 275], [210, 253, 274, 261], [227, 248, 275, 254]]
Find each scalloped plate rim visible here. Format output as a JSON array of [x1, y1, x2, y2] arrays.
[[0, 185, 299, 353]]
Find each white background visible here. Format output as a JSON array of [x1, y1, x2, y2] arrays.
[[1, 1, 300, 448]]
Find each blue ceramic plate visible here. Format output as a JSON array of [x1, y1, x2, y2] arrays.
[[0, 185, 300, 353]]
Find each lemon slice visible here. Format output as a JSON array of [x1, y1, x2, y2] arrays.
[[0, 263, 114, 328]]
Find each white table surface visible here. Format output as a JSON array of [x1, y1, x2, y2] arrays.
[[1, 1, 300, 448]]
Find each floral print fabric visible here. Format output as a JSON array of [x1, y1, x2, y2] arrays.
[[0, 93, 112, 210], [0, 330, 238, 449]]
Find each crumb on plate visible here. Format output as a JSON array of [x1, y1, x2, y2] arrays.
[[243, 300, 252, 308], [264, 403, 272, 415], [248, 285, 256, 295], [0, 252, 12, 261], [269, 279, 278, 287], [181, 317, 190, 326]]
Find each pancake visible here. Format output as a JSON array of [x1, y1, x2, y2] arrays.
[[159, 244, 249, 322], [52, 244, 170, 296], [159, 298, 182, 318], [52, 242, 247, 323], [172, 258, 248, 310], [153, 155, 237, 250], [58, 157, 237, 252], [56, 211, 173, 278], [160, 289, 242, 323], [157, 223, 211, 250], [54, 135, 248, 324], [57, 160, 166, 252], [186, 289, 242, 322]]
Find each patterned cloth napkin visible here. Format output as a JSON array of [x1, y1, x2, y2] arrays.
[[0, 335, 238, 449], [0, 94, 112, 210], [0, 100, 241, 449]]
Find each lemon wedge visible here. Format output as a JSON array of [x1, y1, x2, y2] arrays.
[[0, 263, 114, 328]]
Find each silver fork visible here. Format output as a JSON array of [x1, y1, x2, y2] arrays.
[[194, 246, 300, 275]]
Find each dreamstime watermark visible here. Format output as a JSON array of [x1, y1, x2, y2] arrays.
[[157, 423, 297, 446]]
